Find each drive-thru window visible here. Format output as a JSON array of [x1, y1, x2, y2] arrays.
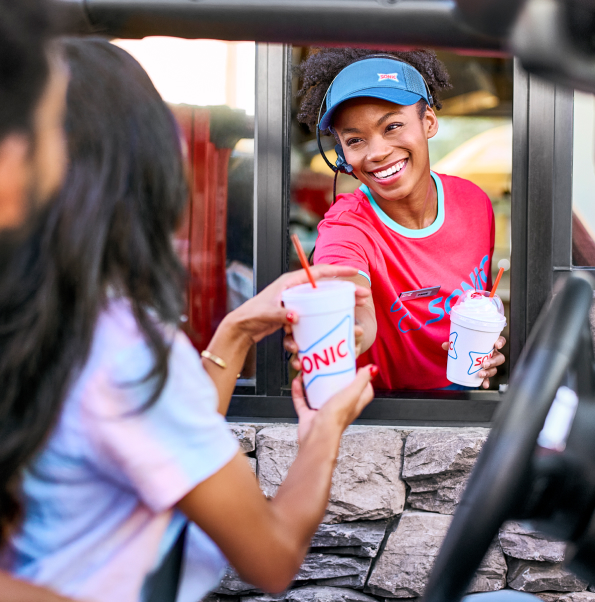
[[108, 33, 595, 428], [49, 3, 595, 601]]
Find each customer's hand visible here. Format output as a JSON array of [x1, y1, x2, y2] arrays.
[[229, 265, 371, 345], [291, 366, 376, 443], [441, 335, 506, 389]]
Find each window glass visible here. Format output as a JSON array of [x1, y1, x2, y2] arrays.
[[289, 49, 512, 391], [114, 38, 256, 379], [572, 90, 595, 267]]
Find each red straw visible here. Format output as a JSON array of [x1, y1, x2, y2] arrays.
[[291, 233, 317, 289], [489, 267, 504, 298]]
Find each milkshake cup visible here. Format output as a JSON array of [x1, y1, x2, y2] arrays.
[[447, 290, 506, 387], [282, 281, 356, 409]]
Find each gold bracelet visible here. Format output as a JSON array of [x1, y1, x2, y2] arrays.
[[201, 350, 227, 369]]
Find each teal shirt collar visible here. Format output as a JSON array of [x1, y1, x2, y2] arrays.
[[359, 171, 445, 239]]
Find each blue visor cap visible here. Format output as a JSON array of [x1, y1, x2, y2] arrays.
[[319, 58, 430, 131]]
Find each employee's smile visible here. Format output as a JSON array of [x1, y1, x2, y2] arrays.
[[367, 157, 408, 185]]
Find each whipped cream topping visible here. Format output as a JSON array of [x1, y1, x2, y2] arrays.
[[451, 290, 505, 323]]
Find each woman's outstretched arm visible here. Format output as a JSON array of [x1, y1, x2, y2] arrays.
[[0, 572, 75, 602], [177, 366, 375, 593], [284, 273, 376, 370], [202, 264, 371, 415]]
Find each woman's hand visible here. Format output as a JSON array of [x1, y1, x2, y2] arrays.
[[228, 264, 371, 346], [291, 366, 376, 443], [441, 335, 507, 389]]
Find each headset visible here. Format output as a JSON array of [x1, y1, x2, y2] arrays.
[[308, 54, 434, 263]]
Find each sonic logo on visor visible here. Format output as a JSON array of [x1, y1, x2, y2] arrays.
[[378, 73, 399, 82]]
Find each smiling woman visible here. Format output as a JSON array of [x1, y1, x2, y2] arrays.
[[289, 48, 508, 393]]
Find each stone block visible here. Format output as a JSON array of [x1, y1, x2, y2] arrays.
[[215, 553, 371, 596], [467, 542, 508, 593], [538, 593, 595, 602], [241, 586, 379, 602], [315, 575, 367, 589], [240, 592, 289, 602], [507, 559, 588, 593], [366, 511, 506, 598], [214, 567, 260, 595], [247, 457, 257, 474], [257, 426, 406, 523], [402, 429, 489, 515], [295, 553, 371, 585], [310, 521, 388, 557], [231, 425, 256, 453], [366, 511, 452, 598], [499, 521, 566, 562], [256, 426, 299, 498]]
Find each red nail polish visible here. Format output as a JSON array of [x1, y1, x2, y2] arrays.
[[370, 365, 379, 378], [286, 312, 296, 323]]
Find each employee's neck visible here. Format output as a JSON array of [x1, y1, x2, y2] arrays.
[[371, 170, 437, 231]]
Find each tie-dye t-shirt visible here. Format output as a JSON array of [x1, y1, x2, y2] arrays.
[[5, 299, 238, 602], [314, 172, 494, 390]]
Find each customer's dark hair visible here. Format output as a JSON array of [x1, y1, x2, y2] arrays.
[[296, 48, 451, 132], [0, 0, 56, 141], [0, 38, 188, 545]]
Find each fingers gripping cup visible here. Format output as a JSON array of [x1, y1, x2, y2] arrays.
[[282, 281, 357, 409], [447, 290, 506, 387]]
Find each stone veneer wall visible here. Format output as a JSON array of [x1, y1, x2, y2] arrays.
[[202, 425, 594, 602]]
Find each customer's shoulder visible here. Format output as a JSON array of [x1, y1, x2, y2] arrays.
[[90, 298, 182, 374], [94, 298, 145, 350]]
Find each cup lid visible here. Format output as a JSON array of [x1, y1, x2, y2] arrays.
[[281, 280, 356, 316]]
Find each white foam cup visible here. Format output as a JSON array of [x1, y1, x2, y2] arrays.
[[446, 290, 506, 387], [282, 281, 356, 409]]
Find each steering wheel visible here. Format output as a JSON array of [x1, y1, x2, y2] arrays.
[[422, 273, 595, 602]]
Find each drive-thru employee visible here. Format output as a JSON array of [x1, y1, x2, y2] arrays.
[[294, 49, 506, 390]]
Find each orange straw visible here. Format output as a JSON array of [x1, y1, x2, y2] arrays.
[[489, 267, 504, 298], [291, 233, 317, 289]]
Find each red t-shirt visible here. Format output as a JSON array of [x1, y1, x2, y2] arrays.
[[313, 172, 494, 390]]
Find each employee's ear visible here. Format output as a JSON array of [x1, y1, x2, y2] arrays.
[[425, 107, 439, 140]]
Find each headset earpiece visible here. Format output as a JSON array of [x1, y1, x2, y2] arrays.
[[334, 144, 354, 175], [316, 124, 356, 178]]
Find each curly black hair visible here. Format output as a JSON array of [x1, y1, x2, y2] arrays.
[[296, 48, 451, 132]]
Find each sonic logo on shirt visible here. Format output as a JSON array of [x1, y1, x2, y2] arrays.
[[389, 254, 490, 336], [298, 315, 355, 390]]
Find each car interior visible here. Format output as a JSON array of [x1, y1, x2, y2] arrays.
[[53, 1, 595, 601]]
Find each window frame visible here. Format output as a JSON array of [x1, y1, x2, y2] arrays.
[[509, 62, 576, 364], [228, 48, 547, 427]]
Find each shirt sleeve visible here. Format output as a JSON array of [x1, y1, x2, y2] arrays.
[[313, 212, 375, 282], [81, 330, 239, 514]]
